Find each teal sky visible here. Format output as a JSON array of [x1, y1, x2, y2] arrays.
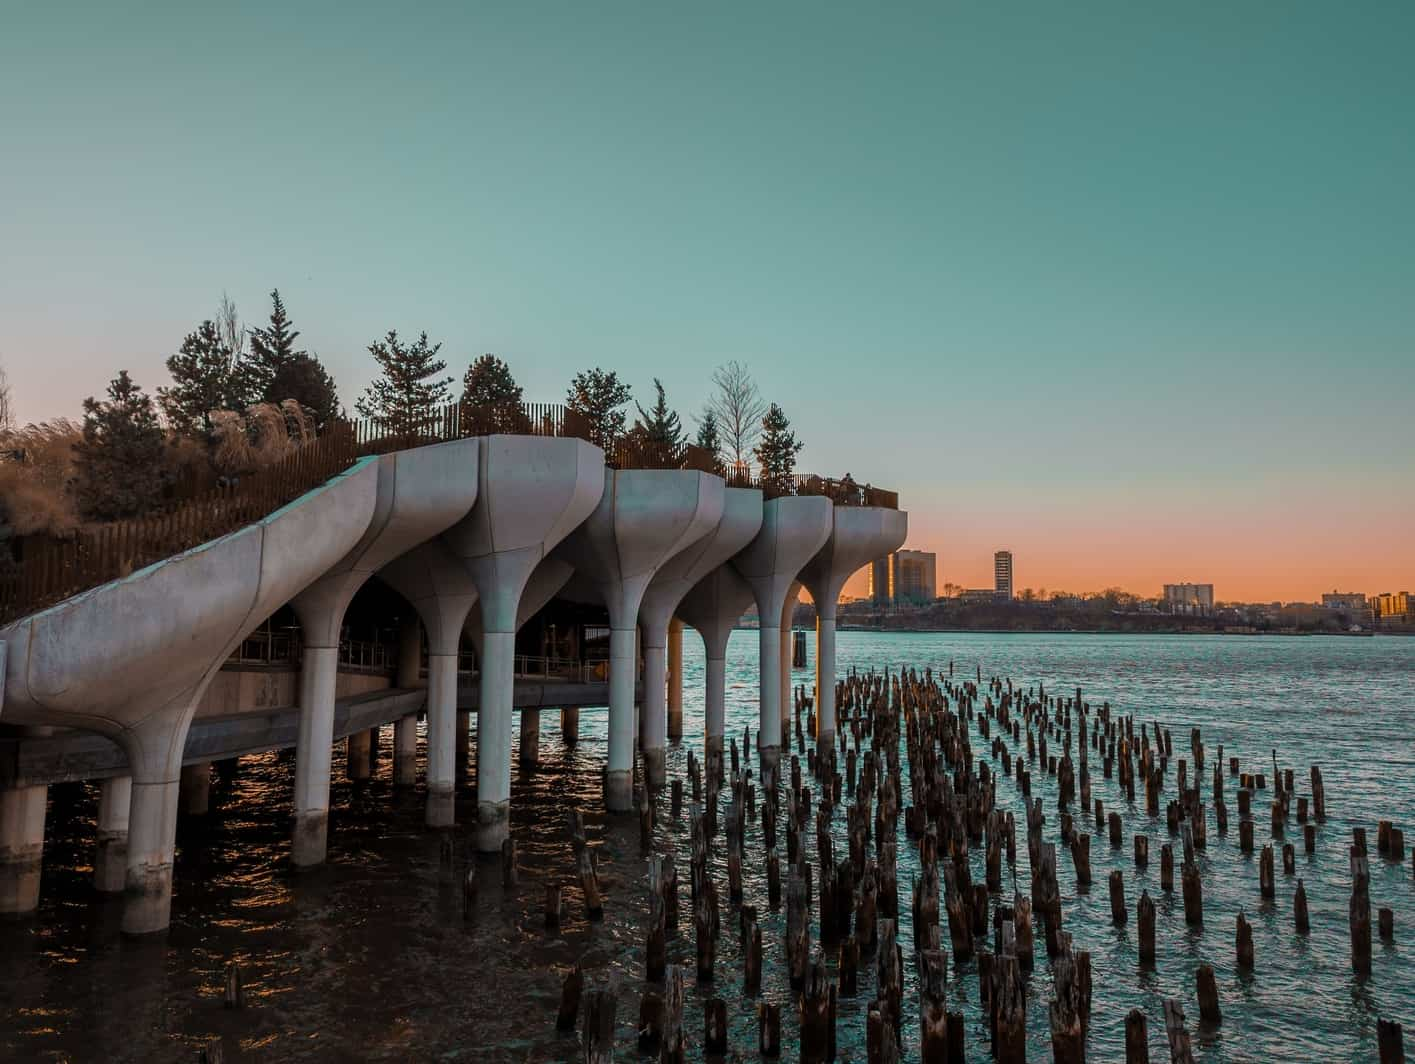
[[2, 2, 1411, 599]]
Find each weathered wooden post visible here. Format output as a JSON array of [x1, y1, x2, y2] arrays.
[[556, 964, 583, 1030], [1294, 879, 1310, 935], [1139, 890, 1156, 966], [1181, 860, 1203, 927], [1260, 844, 1275, 899], [223, 962, 243, 1009], [1236, 911, 1254, 970], [704, 996, 728, 1056], [1110, 870, 1127, 926], [1126, 1008, 1150, 1064], [586, 985, 619, 1062], [1196, 964, 1221, 1025], [1352, 847, 1372, 976], [918, 948, 948, 1060], [1377, 1019, 1405, 1064], [758, 1001, 781, 1057]]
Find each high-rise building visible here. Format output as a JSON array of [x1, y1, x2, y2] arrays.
[[868, 550, 937, 607], [994, 551, 1013, 600], [1162, 583, 1215, 614], [891, 550, 937, 605], [1372, 591, 1412, 623]]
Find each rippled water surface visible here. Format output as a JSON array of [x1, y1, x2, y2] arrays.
[[2, 631, 1412, 1061]]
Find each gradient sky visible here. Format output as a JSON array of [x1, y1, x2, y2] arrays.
[[2, 2, 1411, 602]]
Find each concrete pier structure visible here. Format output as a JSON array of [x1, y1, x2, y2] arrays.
[[635, 486, 760, 787], [561, 707, 580, 745], [730, 496, 833, 769], [666, 619, 685, 742], [798, 506, 907, 743], [94, 775, 131, 893], [346, 732, 372, 781], [290, 440, 478, 862], [678, 565, 757, 754], [556, 469, 725, 809], [179, 761, 211, 816], [393, 715, 418, 786], [0, 783, 47, 914], [519, 708, 540, 767], [443, 435, 603, 847]]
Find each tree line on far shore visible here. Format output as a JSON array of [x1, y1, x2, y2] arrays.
[[0, 292, 805, 533]]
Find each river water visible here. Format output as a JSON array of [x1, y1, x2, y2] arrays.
[[2, 631, 1412, 1061]]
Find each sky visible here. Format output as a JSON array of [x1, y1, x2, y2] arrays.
[[1, 2, 1411, 602]]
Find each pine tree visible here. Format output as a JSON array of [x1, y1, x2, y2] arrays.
[[754, 402, 803, 496], [268, 353, 341, 431], [243, 289, 304, 400], [72, 371, 173, 520], [460, 353, 528, 433], [355, 330, 453, 440], [565, 368, 632, 452], [633, 378, 684, 460], [694, 406, 726, 475], [158, 320, 245, 438]]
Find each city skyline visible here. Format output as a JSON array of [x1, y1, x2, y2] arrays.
[[3, 2, 1412, 602]]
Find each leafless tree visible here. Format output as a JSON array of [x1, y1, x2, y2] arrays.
[[705, 360, 766, 468], [0, 361, 12, 434], [217, 292, 246, 380]]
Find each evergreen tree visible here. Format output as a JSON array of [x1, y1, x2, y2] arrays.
[[754, 402, 803, 496], [268, 353, 341, 431], [243, 289, 303, 399], [694, 406, 726, 475], [355, 330, 453, 439], [565, 368, 632, 451], [633, 378, 684, 453], [72, 371, 172, 520], [158, 320, 245, 437], [460, 353, 528, 433]]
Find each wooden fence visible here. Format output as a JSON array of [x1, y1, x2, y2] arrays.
[[1, 401, 896, 625]]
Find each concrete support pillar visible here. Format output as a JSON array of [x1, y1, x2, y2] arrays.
[[519, 708, 540, 768], [393, 714, 418, 786], [293, 643, 339, 866], [397, 618, 423, 689], [667, 618, 685, 743], [757, 622, 782, 765], [639, 623, 668, 789], [123, 776, 180, 935], [561, 706, 580, 746], [425, 652, 459, 828], [346, 729, 372, 782], [815, 603, 838, 743], [705, 654, 727, 753], [475, 630, 515, 849], [179, 761, 211, 817], [605, 625, 637, 811], [95, 775, 132, 893], [0, 784, 48, 915], [779, 616, 793, 733]]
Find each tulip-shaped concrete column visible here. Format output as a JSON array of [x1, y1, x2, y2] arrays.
[[445, 435, 604, 848], [378, 539, 480, 827], [677, 564, 756, 754], [667, 619, 685, 741], [289, 440, 478, 862], [799, 506, 907, 744], [557, 469, 725, 810], [636, 487, 762, 785], [0, 458, 380, 932], [729, 496, 833, 769]]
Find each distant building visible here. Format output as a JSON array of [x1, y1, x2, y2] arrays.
[[994, 551, 1013, 600], [1162, 583, 1215, 615], [1372, 591, 1412, 623], [1321, 591, 1368, 610], [868, 549, 937, 607], [960, 588, 1000, 604]]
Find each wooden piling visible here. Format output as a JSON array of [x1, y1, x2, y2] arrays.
[[556, 963, 583, 1030], [1125, 1008, 1150, 1064], [1138, 890, 1156, 966], [1196, 964, 1221, 1025], [1236, 911, 1254, 970]]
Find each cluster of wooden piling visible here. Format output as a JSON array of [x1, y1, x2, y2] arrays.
[[548, 663, 1408, 1062]]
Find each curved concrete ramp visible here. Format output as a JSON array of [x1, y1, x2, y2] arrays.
[[798, 507, 907, 742], [1, 457, 382, 932], [555, 469, 725, 809], [729, 495, 833, 766], [638, 487, 763, 779], [443, 435, 604, 848]]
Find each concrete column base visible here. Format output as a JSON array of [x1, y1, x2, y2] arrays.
[[476, 801, 509, 852], [122, 861, 174, 936], [393, 715, 418, 786], [0, 784, 47, 915], [94, 831, 128, 894], [706, 733, 725, 755], [605, 770, 633, 813], [561, 707, 580, 746], [667, 710, 683, 745], [347, 731, 372, 781], [425, 785, 455, 829], [179, 762, 211, 817], [519, 709, 540, 768], [643, 747, 667, 790], [291, 810, 329, 867]]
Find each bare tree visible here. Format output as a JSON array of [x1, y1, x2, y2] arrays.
[[216, 292, 249, 397], [0, 361, 12, 434], [705, 360, 766, 468]]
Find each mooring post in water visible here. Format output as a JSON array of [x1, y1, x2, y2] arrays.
[[704, 996, 727, 1055], [637, 991, 663, 1055], [662, 966, 685, 1063], [1164, 998, 1195, 1064], [556, 963, 583, 1030], [1196, 964, 1221, 1025], [1351, 846, 1372, 975], [1236, 911, 1254, 970], [1294, 879, 1310, 935], [1125, 1007, 1150, 1064], [758, 1001, 781, 1057], [1260, 844, 1275, 899], [223, 962, 243, 1009], [1377, 1018, 1405, 1064], [545, 883, 563, 928]]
